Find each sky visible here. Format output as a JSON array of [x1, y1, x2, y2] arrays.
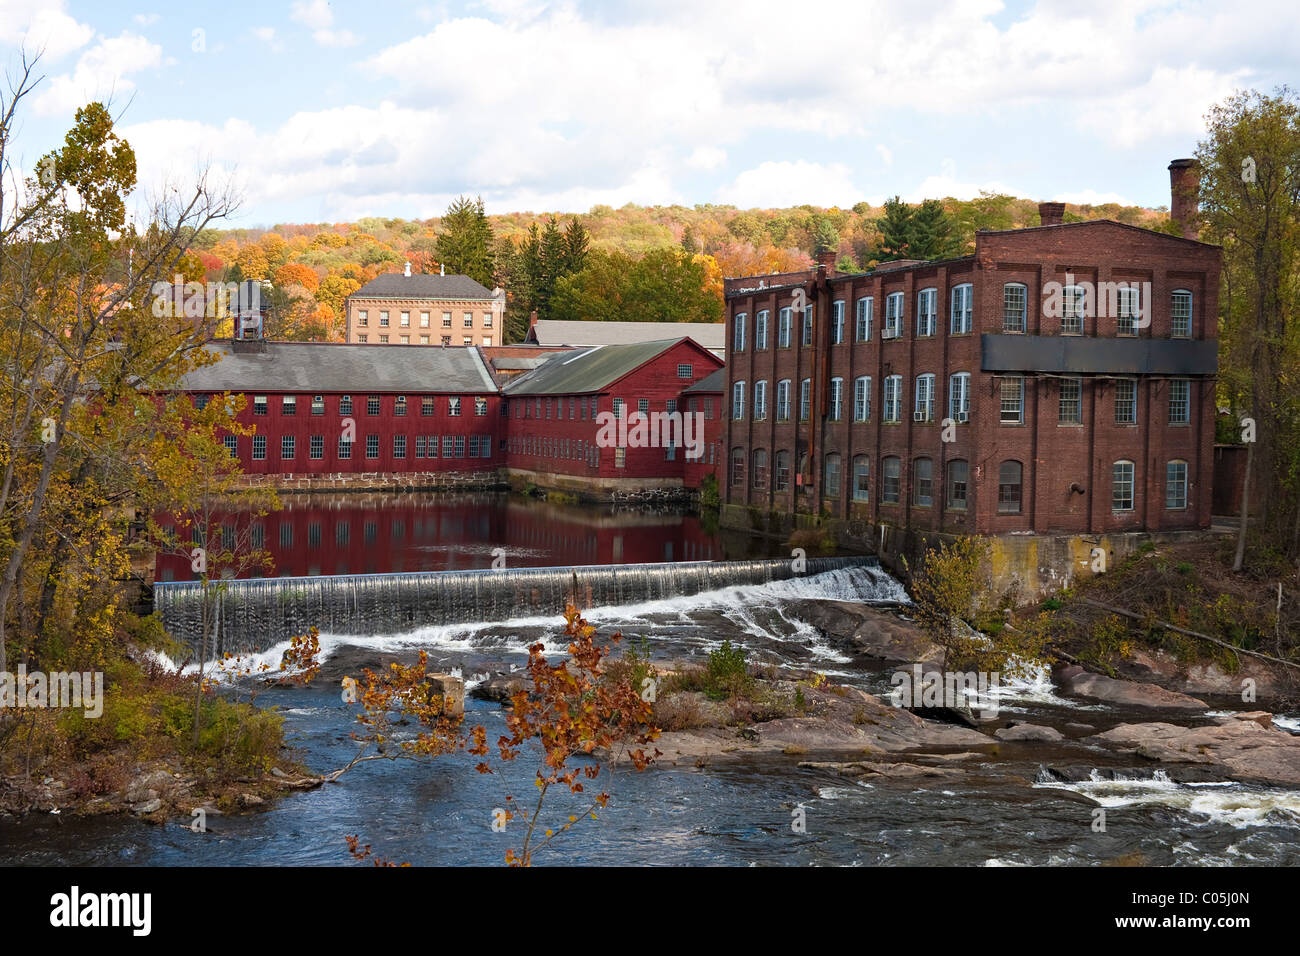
[[2, 0, 1297, 227]]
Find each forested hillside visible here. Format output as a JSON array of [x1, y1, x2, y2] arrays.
[[187, 194, 1173, 343]]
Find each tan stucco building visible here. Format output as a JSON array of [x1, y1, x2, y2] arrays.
[[344, 267, 506, 347]]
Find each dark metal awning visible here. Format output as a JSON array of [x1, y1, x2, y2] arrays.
[[981, 334, 1218, 376]]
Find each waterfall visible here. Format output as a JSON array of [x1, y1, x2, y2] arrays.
[[153, 557, 889, 654]]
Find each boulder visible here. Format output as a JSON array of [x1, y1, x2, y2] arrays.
[[1086, 719, 1300, 787], [994, 723, 1065, 743], [471, 674, 529, 704], [426, 673, 465, 717], [1053, 664, 1207, 710], [788, 600, 943, 664]]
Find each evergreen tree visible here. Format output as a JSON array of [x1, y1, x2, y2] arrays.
[[563, 217, 591, 274], [874, 196, 914, 260], [812, 217, 840, 256], [435, 195, 495, 287], [910, 199, 958, 259]]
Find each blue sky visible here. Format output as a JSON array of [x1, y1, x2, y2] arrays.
[[3, 0, 1297, 226]]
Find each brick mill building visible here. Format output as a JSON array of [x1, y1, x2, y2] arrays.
[[343, 265, 507, 347], [720, 163, 1221, 539]]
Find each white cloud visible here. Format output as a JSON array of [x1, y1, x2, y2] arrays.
[[0, 0, 94, 62], [133, 13, 159, 27], [290, 0, 333, 30], [876, 145, 893, 167], [252, 26, 284, 53], [685, 146, 726, 170], [717, 161, 861, 208], [34, 32, 164, 117], [312, 28, 361, 48]]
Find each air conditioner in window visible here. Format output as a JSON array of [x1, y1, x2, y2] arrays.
[[883, 329, 898, 340], [913, 410, 930, 422], [957, 411, 969, 423]]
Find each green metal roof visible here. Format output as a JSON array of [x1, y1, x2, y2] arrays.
[[502, 339, 688, 396]]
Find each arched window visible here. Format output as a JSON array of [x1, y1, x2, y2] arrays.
[[752, 449, 768, 489], [881, 456, 901, 504], [774, 451, 791, 491], [997, 460, 1022, 513], [1166, 460, 1188, 510], [916, 287, 937, 337], [912, 457, 933, 506], [950, 283, 973, 334], [1113, 460, 1135, 511], [824, 453, 842, 497], [852, 456, 870, 501], [730, 446, 745, 486], [1002, 282, 1027, 332], [947, 459, 968, 510]]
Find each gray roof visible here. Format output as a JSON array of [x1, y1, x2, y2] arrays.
[[353, 273, 496, 300], [503, 339, 692, 396], [527, 319, 724, 351], [682, 367, 724, 393], [180, 342, 497, 393]]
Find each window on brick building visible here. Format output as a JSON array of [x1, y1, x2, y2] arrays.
[[338, 438, 352, 459], [916, 288, 937, 337], [358, 310, 368, 326], [1059, 377, 1082, 424], [358, 335, 368, 343], [311, 395, 324, 415], [754, 381, 768, 421], [1112, 460, 1135, 511], [400, 311, 410, 327], [442, 312, 452, 327], [421, 311, 430, 327], [854, 376, 871, 422], [884, 292, 903, 338], [852, 455, 870, 501], [947, 460, 968, 510], [730, 446, 745, 486], [778, 307, 793, 348], [1002, 283, 1026, 332], [310, 435, 323, 459], [731, 382, 745, 420], [1062, 285, 1086, 334], [819, 453, 839, 497], [829, 377, 843, 421], [949, 372, 970, 423], [756, 310, 769, 350], [394, 435, 406, 459], [883, 375, 902, 423], [395, 396, 407, 416], [194, 394, 209, 410], [366, 435, 379, 459], [733, 312, 746, 353], [677, 363, 693, 379], [448, 397, 461, 416], [281, 435, 295, 460], [1169, 379, 1190, 424], [912, 458, 933, 506], [463, 312, 473, 328], [475, 397, 488, 416], [914, 374, 935, 422], [752, 449, 768, 489], [776, 379, 791, 422], [415, 436, 425, 458], [638, 397, 650, 415], [252, 435, 266, 460], [1117, 285, 1141, 336], [1000, 376, 1024, 424], [881, 456, 901, 504], [379, 311, 389, 326], [856, 297, 873, 341], [998, 460, 1022, 513], [340, 395, 353, 415], [799, 378, 811, 421], [282, 395, 296, 415], [224, 435, 238, 458], [254, 395, 267, 415], [379, 335, 390, 343], [775, 450, 791, 492], [832, 300, 845, 344], [1166, 460, 1188, 510], [367, 395, 380, 415], [1115, 380, 1137, 425], [1171, 290, 1193, 338], [951, 283, 973, 334]]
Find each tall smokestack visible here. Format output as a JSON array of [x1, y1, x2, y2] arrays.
[[1169, 158, 1200, 240], [1038, 201, 1065, 226], [816, 250, 837, 275]]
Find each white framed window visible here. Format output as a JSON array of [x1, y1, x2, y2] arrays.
[[916, 288, 937, 337], [1169, 379, 1190, 424], [1000, 376, 1024, 424], [756, 310, 769, 350], [732, 381, 746, 420], [1117, 285, 1141, 336], [829, 377, 844, 421], [832, 300, 845, 344], [733, 312, 747, 352], [801, 305, 814, 346], [778, 307, 793, 348], [1063, 284, 1087, 334], [677, 363, 694, 379], [753, 380, 768, 421], [1166, 460, 1188, 510], [1115, 379, 1137, 424], [914, 373, 935, 422], [852, 456, 870, 501], [951, 282, 973, 334], [853, 376, 871, 422], [855, 296, 873, 341], [1059, 377, 1082, 423], [1002, 283, 1026, 332], [1113, 460, 1135, 511], [1171, 290, 1193, 338], [883, 375, 903, 423], [776, 379, 791, 422], [948, 372, 970, 422], [799, 378, 811, 421], [884, 292, 903, 338]]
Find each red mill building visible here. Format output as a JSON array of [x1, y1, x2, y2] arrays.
[[721, 161, 1220, 560]]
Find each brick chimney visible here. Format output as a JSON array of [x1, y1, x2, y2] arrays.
[[1038, 201, 1066, 226], [1169, 158, 1200, 240], [528, 309, 539, 333], [816, 250, 837, 275]]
